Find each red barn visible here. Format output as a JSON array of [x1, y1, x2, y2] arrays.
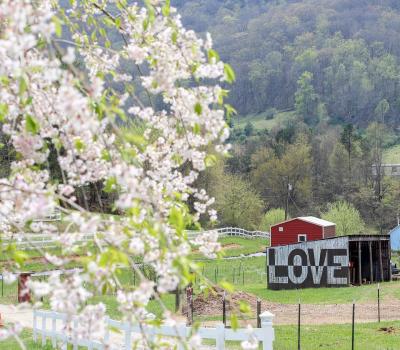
[[270, 216, 336, 247]]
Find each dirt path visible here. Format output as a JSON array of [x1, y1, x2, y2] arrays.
[[193, 289, 400, 325]]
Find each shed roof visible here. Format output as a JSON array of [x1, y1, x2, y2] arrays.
[[271, 216, 335, 228], [298, 216, 335, 227]]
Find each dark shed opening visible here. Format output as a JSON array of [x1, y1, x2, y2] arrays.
[[348, 236, 391, 285]]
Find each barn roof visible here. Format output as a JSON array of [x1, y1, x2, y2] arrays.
[[298, 216, 335, 227], [271, 216, 335, 228]]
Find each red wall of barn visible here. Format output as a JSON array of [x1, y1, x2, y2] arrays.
[[270, 219, 324, 247]]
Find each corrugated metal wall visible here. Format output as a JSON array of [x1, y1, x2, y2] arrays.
[[267, 237, 349, 290]]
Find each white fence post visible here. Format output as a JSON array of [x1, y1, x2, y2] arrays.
[[215, 323, 225, 350], [51, 314, 57, 347], [33, 310, 37, 342], [124, 321, 132, 350], [104, 316, 110, 346], [73, 317, 78, 350], [41, 312, 46, 346], [260, 311, 275, 350]]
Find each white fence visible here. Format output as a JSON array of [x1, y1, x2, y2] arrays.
[[33, 309, 275, 350], [187, 227, 270, 240], [2, 233, 94, 250], [5, 227, 269, 251]]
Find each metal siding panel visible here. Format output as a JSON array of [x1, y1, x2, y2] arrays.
[[267, 237, 349, 289]]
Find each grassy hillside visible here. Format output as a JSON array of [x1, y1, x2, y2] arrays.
[[384, 144, 400, 164], [235, 111, 296, 131]]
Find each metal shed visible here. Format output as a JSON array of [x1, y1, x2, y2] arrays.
[[267, 235, 391, 290]]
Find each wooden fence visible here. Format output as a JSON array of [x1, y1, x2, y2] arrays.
[[33, 309, 275, 350]]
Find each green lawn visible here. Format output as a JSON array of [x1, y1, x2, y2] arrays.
[[241, 281, 400, 304], [235, 110, 296, 131], [383, 144, 400, 163], [192, 237, 268, 260], [211, 321, 400, 350], [4, 321, 400, 350], [0, 329, 52, 350]]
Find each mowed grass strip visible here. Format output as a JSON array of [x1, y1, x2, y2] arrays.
[[241, 281, 400, 304], [1, 321, 400, 350]]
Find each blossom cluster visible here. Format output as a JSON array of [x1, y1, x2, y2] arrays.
[[0, 0, 233, 348]]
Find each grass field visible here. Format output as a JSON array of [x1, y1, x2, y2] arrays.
[[2, 236, 400, 349], [4, 321, 400, 350], [235, 111, 296, 131], [193, 237, 268, 260], [383, 144, 400, 163]]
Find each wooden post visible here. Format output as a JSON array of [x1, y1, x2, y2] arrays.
[[358, 241, 362, 285], [369, 242, 373, 283], [257, 299, 261, 328], [222, 293, 226, 326], [351, 302, 355, 350], [378, 283, 381, 322], [379, 241, 384, 282], [297, 302, 301, 350], [175, 288, 180, 312]]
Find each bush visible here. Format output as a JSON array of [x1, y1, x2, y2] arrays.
[[260, 208, 286, 231], [265, 108, 277, 120], [322, 201, 365, 235]]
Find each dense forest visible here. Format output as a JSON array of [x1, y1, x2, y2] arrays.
[[174, 0, 400, 233], [177, 0, 400, 126]]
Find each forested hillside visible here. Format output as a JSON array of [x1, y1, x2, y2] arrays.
[[174, 0, 400, 233], [177, 0, 400, 127]]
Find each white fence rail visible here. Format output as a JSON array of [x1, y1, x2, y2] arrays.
[[5, 227, 269, 251], [187, 227, 270, 240], [33, 309, 275, 350]]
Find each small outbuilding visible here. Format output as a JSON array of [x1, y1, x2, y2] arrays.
[[270, 216, 336, 247], [267, 235, 391, 290]]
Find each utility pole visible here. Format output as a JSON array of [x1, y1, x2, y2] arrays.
[[285, 180, 292, 220]]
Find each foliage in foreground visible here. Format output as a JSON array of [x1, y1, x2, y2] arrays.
[[0, 0, 240, 348]]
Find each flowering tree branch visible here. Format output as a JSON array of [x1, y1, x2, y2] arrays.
[[0, 0, 235, 348]]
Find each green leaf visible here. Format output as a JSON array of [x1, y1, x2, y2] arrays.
[[192, 123, 201, 135], [104, 177, 117, 193], [162, 0, 170, 17], [0, 103, 9, 122], [220, 281, 235, 293], [74, 138, 85, 152], [25, 115, 40, 134], [194, 102, 202, 116], [14, 250, 28, 267], [230, 314, 239, 330], [99, 27, 107, 38], [19, 77, 27, 95], [52, 17, 63, 38], [208, 49, 220, 62], [224, 63, 236, 83], [205, 154, 217, 167], [169, 207, 184, 232], [103, 17, 115, 28], [239, 300, 251, 314], [171, 30, 178, 44]]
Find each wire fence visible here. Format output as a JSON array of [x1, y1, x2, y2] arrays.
[[2, 261, 400, 350]]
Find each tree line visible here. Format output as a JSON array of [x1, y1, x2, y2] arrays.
[[197, 119, 400, 234]]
